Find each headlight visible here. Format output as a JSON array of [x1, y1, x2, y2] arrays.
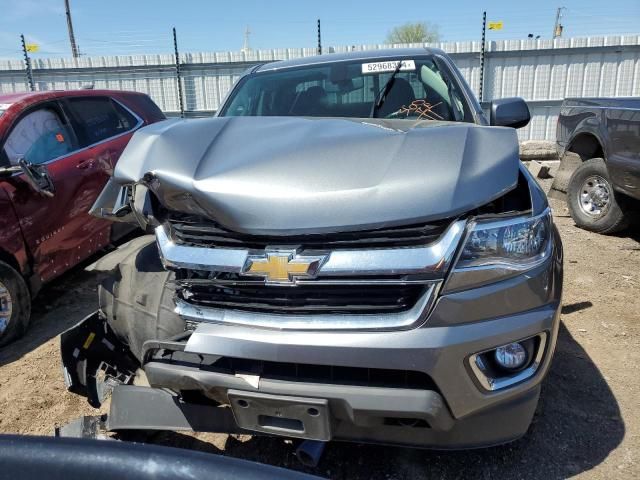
[[457, 209, 551, 269], [445, 209, 553, 292]]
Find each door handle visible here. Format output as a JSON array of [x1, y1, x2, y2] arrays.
[[77, 159, 94, 170], [105, 150, 119, 168]]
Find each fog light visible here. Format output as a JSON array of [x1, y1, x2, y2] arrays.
[[494, 342, 527, 370], [469, 333, 547, 391]]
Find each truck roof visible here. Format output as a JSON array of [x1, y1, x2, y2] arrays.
[[255, 47, 445, 73], [562, 97, 640, 109]]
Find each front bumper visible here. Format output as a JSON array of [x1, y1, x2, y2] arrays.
[[62, 225, 562, 449], [61, 231, 562, 448], [62, 303, 556, 448], [100, 382, 541, 450], [146, 305, 557, 447]]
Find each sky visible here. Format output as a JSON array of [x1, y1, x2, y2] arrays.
[[0, 0, 639, 59]]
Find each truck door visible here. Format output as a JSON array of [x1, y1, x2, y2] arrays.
[[606, 107, 640, 198]]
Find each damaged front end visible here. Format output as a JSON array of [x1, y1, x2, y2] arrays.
[[61, 311, 138, 408], [60, 234, 185, 409], [60, 116, 561, 449]]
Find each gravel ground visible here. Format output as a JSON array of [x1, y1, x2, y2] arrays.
[[0, 179, 638, 479]]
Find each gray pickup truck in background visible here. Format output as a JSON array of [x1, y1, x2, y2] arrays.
[[554, 97, 640, 234]]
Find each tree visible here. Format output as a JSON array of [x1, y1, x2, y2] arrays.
[[386, 22, 441, 44]]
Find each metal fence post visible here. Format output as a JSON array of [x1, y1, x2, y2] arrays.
[[173, 27, 185, 118], [317, 19, 322, 55], [20, 34, 35, 91], [479, 12, 486, 102]]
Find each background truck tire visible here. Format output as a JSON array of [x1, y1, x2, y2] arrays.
[[94, 236, 185, 362], [567, 158, 630, 234], [0, 260, 31, 348]]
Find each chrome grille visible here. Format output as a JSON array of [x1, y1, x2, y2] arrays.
[[177, 274, 426, 315], [166, 212, 451, 249], [156, 215, 466, 330]]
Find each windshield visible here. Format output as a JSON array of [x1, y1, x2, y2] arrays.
[[220, 55, 473, 122]]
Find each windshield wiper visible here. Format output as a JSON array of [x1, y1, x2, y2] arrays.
[[369, 61, 403, 118]]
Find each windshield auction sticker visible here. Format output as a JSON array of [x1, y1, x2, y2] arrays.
[[361, 60, 416, 74]]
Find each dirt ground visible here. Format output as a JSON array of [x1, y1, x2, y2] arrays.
[[1, 183, 638, 479]]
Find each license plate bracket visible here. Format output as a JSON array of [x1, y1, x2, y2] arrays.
[[228, 389, 331, 441]]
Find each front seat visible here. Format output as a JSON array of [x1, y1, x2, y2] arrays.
[[289, 86, 327, 116], [377, 78, 416, 118]]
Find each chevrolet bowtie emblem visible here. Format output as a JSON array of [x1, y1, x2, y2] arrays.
[[243, 250, 326, 284]]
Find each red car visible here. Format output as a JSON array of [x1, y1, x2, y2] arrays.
[[0, 90, 165, 346]]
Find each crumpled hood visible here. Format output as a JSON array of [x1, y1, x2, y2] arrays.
[[114, 116, 520, 234]]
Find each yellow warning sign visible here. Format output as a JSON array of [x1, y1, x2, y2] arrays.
[[488, 21, 504, 31], [25, 43, 39, 53]]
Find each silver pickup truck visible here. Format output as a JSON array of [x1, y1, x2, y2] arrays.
[[60, 49, 563, 458]]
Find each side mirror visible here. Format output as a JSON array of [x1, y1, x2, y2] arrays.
[[18, 158, 55, 197], [99, 184, 134, 220], [0, 165, 21, 178], [490, 97, 531, 129]]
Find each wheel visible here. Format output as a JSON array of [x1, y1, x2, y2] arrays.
[[0, 260, 31, 347], [567, 158, 629, 234]]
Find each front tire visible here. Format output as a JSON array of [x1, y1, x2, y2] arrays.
[[0, 260, 31, 347], [97, 237, 183, 362], [567, 158, 630, 234]]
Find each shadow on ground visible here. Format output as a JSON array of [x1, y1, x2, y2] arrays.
[[624, 224, 640, 244], [561, 301, 593, 314], [0, 231, 143, 366], [0, 266, 98, 367], [146, 322, 624, 479]]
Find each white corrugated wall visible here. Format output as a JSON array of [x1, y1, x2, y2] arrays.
[[1, 35, 639, 140]]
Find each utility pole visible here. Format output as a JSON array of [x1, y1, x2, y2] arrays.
[[64, 0, 80, 58], [241, 25, 252, 53], [553, 7, 565, 39], [21, 34, 35, 91], [173, 27, 184, 118], [317, 19, 322, 55], [479, 11, 486, 102]]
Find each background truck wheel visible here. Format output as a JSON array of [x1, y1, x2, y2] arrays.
[[567, 158, 629, 234], [0, 261, 31, 347]]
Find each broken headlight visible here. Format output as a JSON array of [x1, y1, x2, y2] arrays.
[[445, 209, 553, 292]]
